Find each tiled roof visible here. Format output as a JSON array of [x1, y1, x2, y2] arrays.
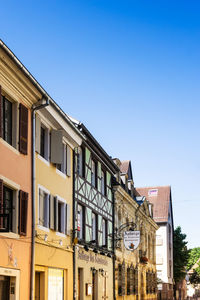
[[135, 186, 171, 223], [120, 160, 130, 174]]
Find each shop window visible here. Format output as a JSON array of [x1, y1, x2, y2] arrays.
[[48, 268, 64, 300], [77, 204, 85, 240]]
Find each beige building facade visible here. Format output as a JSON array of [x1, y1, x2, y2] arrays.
[[113, 159, 158, 300]]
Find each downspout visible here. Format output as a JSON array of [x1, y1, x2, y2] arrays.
[[112, 188, 116, 300], [72, 149, 76, 300], [31, 97, 49, 300]]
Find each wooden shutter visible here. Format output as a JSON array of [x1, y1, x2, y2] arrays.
[[19, 190, 28, 235], [19, 103, 28, 154], [50, 130, 63, 164], [66, 145, 71, 176], [0, 86, 2, 138], [0, 179, 3, 228]]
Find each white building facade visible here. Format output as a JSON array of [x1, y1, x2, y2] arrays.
[[136, 186, 174, 300]]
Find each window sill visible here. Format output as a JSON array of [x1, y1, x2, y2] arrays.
[[37, 154, 50, 166], [0, 232, 20, 239], [56, 168, 67, 179], [0, 138, 19, 155], [37, 225, 50, 232], [56, 232, 66, 238]]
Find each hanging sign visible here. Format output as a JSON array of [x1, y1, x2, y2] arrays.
[[124, 231, 140, 251]]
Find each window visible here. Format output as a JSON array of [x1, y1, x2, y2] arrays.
[[0, 180, 28, 235], [91, 160, 97, 188], [101, 170, 106, 196], [56, 144, 71, 176], [77, 204, 85, 240], [40, 124, 50, 160], [127, 268, 130, 295], [92, 212, 97, 242], [57, 200, 65, 234], [0, 90, 28, 153], [2, 97, 12, 145], [77, 147, 85, 177], [49, 195, 70, 235], [39, 189, 49, 228], [102, 218, 107, 247]]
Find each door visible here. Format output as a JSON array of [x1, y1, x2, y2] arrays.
[[78, 268, 84, 300], [92, 270, 98, 300], [0, 275, 10, 300]]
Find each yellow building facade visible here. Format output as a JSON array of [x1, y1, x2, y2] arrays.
[[113, 159, 158, 300], [34, 105, 82, 300]]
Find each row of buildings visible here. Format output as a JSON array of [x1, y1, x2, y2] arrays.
[[0, 40, 174, 300]]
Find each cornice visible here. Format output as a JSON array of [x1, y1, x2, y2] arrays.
[[0, 51, 40, 107]]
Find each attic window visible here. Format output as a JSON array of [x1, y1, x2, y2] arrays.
[[148, 189, 158, 197]]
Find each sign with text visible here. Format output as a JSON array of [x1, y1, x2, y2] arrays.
[[124, 231, 140, 251]]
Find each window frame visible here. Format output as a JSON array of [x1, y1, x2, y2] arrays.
[[91, 212, 98, 243], [91, 159, 97, 188], [77, 204, 85, 241], [101, 169, 107, 196], [102, 218, 107, 247], [38, 186, 50, 231]]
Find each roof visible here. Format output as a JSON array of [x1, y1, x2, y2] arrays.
[[135, 186, 171, 223], [120, 160, 133, 180]]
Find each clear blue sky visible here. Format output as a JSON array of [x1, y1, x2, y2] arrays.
[[1, 0, 200, 248]]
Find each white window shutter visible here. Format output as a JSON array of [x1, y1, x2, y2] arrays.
[[35, 114, 41, 153], [50, 130, 63, 164], [67, 145, 71, 176]]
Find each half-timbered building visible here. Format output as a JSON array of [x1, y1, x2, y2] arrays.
[[70, 118, 119, 300]]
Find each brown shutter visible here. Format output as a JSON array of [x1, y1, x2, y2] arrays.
[[0, 86, 2, 138], [0, 179, 3, 228], [19, 103, 28, 154], [19, 190, 28, 235]]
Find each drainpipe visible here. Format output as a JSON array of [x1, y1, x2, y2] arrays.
[[30, 97, 49, 300], [72, 150, 76, 300], [112, 189, 116, 300]]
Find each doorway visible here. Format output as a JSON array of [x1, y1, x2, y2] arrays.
[[78, 268, 83, 300], [0, 275, 10, 300], [92, 270, 98, 300]]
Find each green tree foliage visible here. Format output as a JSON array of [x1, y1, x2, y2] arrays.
[[187, 247, 200, 270], [173, 226, 189, 284], [189, 268, 200, 286]]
